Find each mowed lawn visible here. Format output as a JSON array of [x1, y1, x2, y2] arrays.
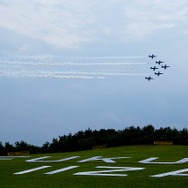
[[0, 145, 188, 188]]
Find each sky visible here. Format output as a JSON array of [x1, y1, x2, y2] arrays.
[[0, 0, 188, 146]]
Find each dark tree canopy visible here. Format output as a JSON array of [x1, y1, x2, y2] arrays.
[[0, 125, 188, 155]]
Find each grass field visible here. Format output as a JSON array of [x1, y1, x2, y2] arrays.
[[0, 145, 188, 188]]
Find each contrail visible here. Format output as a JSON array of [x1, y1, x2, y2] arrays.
[[0, 70, 105, 79], [0, 55, 146, 63], [41, 62, 146, 66], [0, 55, 146, 64], [36, 72, 148, 79], [0, 61, 147, 67], [0, 69, 149, 79], [49, 71, 148, 76], [0, 55, 149, 80], [62, 56, 146, 59], [1, 55, 145, 60]]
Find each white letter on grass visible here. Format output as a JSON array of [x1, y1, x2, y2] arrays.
[[139, 157, 188, 164], [26, 156, 80, 163], [151, 168, 188, 178], [74, 166, 144, 177], [14, 166, 51, 175], [44, 166, 79, 175], [78, 156, 130, 163]]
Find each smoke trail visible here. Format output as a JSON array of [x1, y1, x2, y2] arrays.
[[0, 69, 149, 79], [61, 56, 146, 59], [0, 70, 105, 79], [0, 55, 146, 63], [0, 60, 147, 67], [0, 55, 149, 80], [48, 71, 148, 76]]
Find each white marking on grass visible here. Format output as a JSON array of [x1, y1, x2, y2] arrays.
[[0, 157, 13, 160], [74, 166, 145, 177], [14, 166, 51, 175], [139, 157, 188, 164], [44, 166, 79, 175], [26, 156, 80, 163], [0, 156, 30, 160], [78, 156, 130, 163], [151, 168, 188, 178]]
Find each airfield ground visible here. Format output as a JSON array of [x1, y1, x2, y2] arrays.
[[0, 145, 188, 188]]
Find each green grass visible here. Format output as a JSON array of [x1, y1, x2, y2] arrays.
[[0, 145, 188, 188]]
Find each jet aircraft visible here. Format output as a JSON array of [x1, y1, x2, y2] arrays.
[[145, 76, 154, 81], [155, 72, 163, 76], [156, 60, 164, 65], [150, 66, 158, 71], [148, 54, 156, 59], [161, 64, 170, 69]]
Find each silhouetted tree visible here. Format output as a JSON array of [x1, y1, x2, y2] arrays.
[[141, 125, 155, 144], [0, 142, 5, 155], [15, 140, 30, 151], [1, 125, 188, 154], [41, 142, 50, 153], [179, 128, 188, 145], [4, 142, 14, 153]]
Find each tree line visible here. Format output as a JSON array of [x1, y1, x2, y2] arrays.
[[0, 125, 188, 155]]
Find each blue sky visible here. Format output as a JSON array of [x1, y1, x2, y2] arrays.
[[0, 0, 188, 146]]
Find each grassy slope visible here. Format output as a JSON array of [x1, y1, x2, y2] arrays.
[[0, 145, 188, 188]]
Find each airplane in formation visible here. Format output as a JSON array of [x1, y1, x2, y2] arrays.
[[148, 54, 156, 59], [155, 71, 163, 76], [155, 60, 164, 65], [150, 66, 158, 71], [145, 76, 154, 81], [145, 54, 170, 81], [161, 64, 170, 69]]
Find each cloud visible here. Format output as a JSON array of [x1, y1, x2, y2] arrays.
[[122, 0, 188, 39], [0, 0, 188, 49], [0, 0, 96, 48]]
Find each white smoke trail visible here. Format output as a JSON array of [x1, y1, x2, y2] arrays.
[[0, 70, 105, 79], [0, 61, 147, 67], [0, 55, 146, 63], [0, 55, 149, 80], [0, 69, 149, 79], [62, 56, 146, 59], [48, 71, 148, 76]]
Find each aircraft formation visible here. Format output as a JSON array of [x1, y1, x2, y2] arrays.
[[145, 54, 170, 81]]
